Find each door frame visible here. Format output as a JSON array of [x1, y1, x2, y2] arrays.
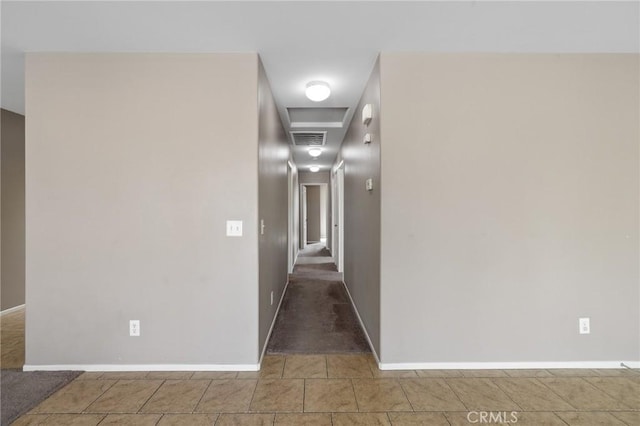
[[331, 161, 345, 272]]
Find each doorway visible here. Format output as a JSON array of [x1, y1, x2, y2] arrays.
[[300, 183, 329, 249], [331, 162, 344, 272]]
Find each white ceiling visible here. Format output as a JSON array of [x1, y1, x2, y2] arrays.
[[2, 1, 638, 171]]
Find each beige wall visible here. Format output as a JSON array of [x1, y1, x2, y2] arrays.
[[1, 109, 25, 311], [379, 53, 639, 363], [26, 54, 262, 366], [337, 57, 381, 355], [257, 59, 290, 352]]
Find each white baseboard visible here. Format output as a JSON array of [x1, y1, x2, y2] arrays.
[[1, 304, 25, 316], [23, 363, 259, 372], [341, 281, 380, 365], [259, 278, 290, 365], [379, 360, 640, 371]]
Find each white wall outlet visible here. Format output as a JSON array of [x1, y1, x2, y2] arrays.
[[226, 220, 243, 237], [270, 291, 274, 306], [260, 219, 265, 235], [579, 317, 590, 334], [129, 320, 140, 337]]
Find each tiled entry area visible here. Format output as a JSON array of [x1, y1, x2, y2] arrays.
[[12, 354, 639, 425]]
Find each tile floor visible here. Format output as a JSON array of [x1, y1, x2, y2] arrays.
[[3, 308, 639, 425]]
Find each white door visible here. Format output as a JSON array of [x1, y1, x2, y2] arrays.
[[336, 166, 344, 272], [301, 185, 307, 248], [287, 163, 295, 273]]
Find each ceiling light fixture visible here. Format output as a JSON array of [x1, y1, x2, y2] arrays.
[[305, 81, 331, 102], [308, 148, 322, 157], [309, 165, 320, 173]]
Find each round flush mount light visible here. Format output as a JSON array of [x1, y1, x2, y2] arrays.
[[305, 81, 331, 102], [309, 165, 320, 173], [308, 148, 322, 157]]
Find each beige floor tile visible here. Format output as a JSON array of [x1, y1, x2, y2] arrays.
[[327, 355, 373, 378], [195, 379, 257, 413], [503, 369, 553, 378], [592, 369, 640, 377], [387, 412, 449, 425], [99, 372, 149, 380], [99, 414, 163, 425], [612, 411, 640, 426], [547, 369, 597, 377], [538, 377, 630, 410], [444, 378, 521, 411], [492, 378, 575, 410], [76, 372, 103, 380], [304, 379, 357, 412], [282, 355, 327, 378], [157, 413, 219, 425], [460, 370, 508, 378], [555, 411, 627, 425], [399, 378, 466, 411], [10, 415, 50, 426], [446, 411, 565, 426], [30, 380, 117, 413], [249, 379, 304, 412], [274, 413, 332, 425], [140, 379, 210, 413], [238, 356, 284, 379], [145, 371, 194, 380], [216, 413, 275, 426], [191, 371, 238, 380], [352, 379, 412, 412], [585, 377, 640, 409], [86, 379, 163, 413], [39, 414, 106, 425], [332, 412, 391, 425], [415, 370, 463, 378]]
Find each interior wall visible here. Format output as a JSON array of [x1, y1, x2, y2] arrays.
[[25, 53, 261, 367], [305, 186, 321, 242], [336, 57, 381, 356], [380, 53, 639, 364], [1, 109, 25, 311], [258, 58, 290, 353]]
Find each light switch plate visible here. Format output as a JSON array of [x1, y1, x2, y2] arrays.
[[366, 178, 373, 191], [363, 133, 372, 144], [226, 220, 243, 237], [362, 104, 372, 125]]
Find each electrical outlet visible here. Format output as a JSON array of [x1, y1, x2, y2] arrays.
[[130, 320, 140, 337], [270, 291, 274, 306], [226, 220, 243, 237], [579, 317, 590, 334]]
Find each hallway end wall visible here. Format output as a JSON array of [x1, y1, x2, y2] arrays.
[[1, 109, 25, 311], [299, 171, 332, 251], [258, 58, 291, 352], [336, 58, 381, 356], [379, 53, 639, 364]]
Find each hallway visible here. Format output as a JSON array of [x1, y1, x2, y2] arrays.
[[266, 243, 370, 354]]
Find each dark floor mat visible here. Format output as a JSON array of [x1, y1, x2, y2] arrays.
[[1, 369, 82, 425]]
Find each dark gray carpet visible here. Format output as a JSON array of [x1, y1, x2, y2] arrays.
[[266, 244, 370, 354], [1, 369, 82, 425]]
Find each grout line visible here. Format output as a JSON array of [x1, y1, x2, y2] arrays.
[[441, 377, 470, 411], [247, 376, 260, 413], [80, 378, 118, 414], [192, 379, 214, 414], [137, 379, 166, 414], [154, 413, 163, 425], [350, 379, 360, 413], [396, 378, 415, 412], [487, 377, 523, 412], [534, 377, 580, 411]]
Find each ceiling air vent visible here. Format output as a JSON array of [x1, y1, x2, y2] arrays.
[[290, 131, 327, 146]]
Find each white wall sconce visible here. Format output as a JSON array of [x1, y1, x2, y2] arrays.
[[362, 104, 372, 125]]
